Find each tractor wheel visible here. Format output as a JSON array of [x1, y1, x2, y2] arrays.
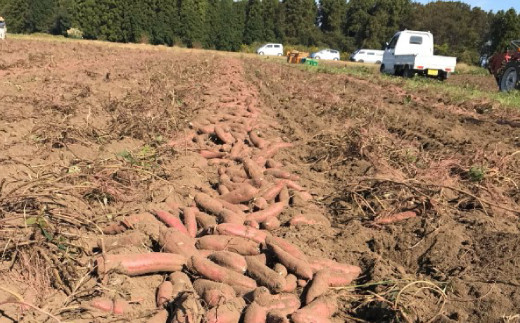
[[499, 62, 520, 92]]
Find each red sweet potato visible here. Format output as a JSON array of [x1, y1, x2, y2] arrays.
[[281, 180, 305, 192], [246, 256, 287, 293], [291, 296, 336, 323], [243, 158, 265, 187], [308, 258, 362, 276], [261, 182, 286, 201], [195, 193, 224, 215], [208, 158, 232, 166], [267, 243, 313, 280], [96, 253, 186, 276], [193, 279, 236, 307], [172, 292, 205, 323], [277, 186, 290, 205], [262, 216, 281, 231], [266, 236, 307, 261], [265, 159, 283, 169], [217, 208, 245, 225], [220, 183, 259, 204], [305, 269, 359, 304], [246, 219, 261, 229], [289, 214, 331, 228], [200, 150, 227, 159], [229, 141, 244, 160], [168, 131, 196, 147], [373, 211, 417, 225], [246, 202, 285, 223], [243, 302, 268, 323], [252, 287, 300, 316], [215, 125, 236, 144], [249, 131, 268, 149], [264, 169, 299, 181], [159, 227, 198, 258], [90, 297, 129, 315], [209, 251, 247, 273], [282, 274, 297, 293], [182, 207, 198, 238], [153, 209, 190, 235], [196, 235, 261, 255], [169, 271, 194, 299], [190, 256, 257, 293], [156, 281, 173, 307], [204, 297, 246, 323], [216, 223, 268, 244], [196, 211, 218, 230], [253, 197, 269, 210], [273, 263, 288, 277]]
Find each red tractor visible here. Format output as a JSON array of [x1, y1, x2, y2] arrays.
[[488, 40, 520, 92]]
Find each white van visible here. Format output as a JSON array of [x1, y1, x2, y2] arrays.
[[256, 43, 284, 56], [350, 49, 384, 64]]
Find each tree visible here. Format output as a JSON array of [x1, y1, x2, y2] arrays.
[[262, 0, 281, 41], [244, 0, 263, 44], [179, 0, 209, 47], [489, 9, 520, 54], [283, 0, 318, 46]]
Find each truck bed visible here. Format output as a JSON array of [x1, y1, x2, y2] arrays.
[[396, 54, 457, 72]]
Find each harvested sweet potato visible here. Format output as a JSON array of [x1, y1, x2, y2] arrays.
[[90, 297, 129, 315], [261, 182, 285, 201], [217, 208, 245, 225], [200, 150, 227, 159], [282, 274, 297, 293], [220, 183, 259, 204], [246, 202, 285, 223], [243, 301, 268, 323], [209, 251, 247, 273], [249, 131, 268, 149], [265, 159, 283, 169], [182, 207, 198, 238], [215, 125, 236, 144], [153, 209, 190, 235], [277, 186, 290, 205], [205, 297, 246, 323], [252, 287, 300, 316], [195, 193, 224, 215], [308, 258, 361, 276], [170, 271, 194, 299], [190, 256, 257, 293], [146, 309, 169, 323], [291, 296, 336, 323], [289, 213, 330, 228], [98, 231, 150, 252], [172, 292, 205, 323], [266, 236, 307, 261], [273, 263, 288, 277], [156, 281, 173, 307], [253, 197, 269, 210], [216, 223, 268, 244], [267, 243, 313, 280], [193, 279, 236, 307], [266, 311, 290, 323], [260, 142, 293, 160], [262, 216, 281, 231], [246, 256, 286, 293], [264, 169, 299, 181], [305, 269, 359, 304], [196, 235, 261, 255], [159, 227, 198, 258], [196, 211, 218, 229], [243, 158, 265, 187], [96, 253, 186, 276]]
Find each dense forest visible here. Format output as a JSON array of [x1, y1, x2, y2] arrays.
[[0, 0, 519, 64]]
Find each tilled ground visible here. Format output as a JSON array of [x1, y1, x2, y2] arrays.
[[1, 38, 520, 323]]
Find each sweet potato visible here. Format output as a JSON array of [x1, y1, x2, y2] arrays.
[[252, 287, 300, 316], [215, 125, 236, 144], [273, 263, 288, 277], [196, 211, 218, 229], [282, 274, 297, 293], [229, 141, 244, 160], [200, 150, 227, 159], [218, 183, 231, 195], [246, 219, 260, 229], [90, 297, 129, 315], [153, 209, 190, 235], [305, 269, 359, 304], [249, 131, 268, 149], [98, 231, 150, 252], [182, 207, 198, 238], [262, 216, 281, 231], [373, 211, 417, 225], [216, 223, 268, 244], [265, 236, 307, 261], [291, 296, 336, 323], [243, 158, 265, 187], [196, 235, 260, 255], [261, 182, 286, 201], [297, 279, 308, 288], [265, 159, 283, 169], [267, 243, 313, 280], [209, 251, 247, 273], [205, 297, 246, 323], [264, 169, 299, 181], [219, 198, 248, 216], [208, 158, 232, 166], [246, 202, 285, 223], [277, 186, 290, 205], [168, 131, 196, 147], [169, 272, 194, 299], [243, 302, 268, 323], [253, 197, 269, 210], [246, 256, 286, 293], [218, 208, 245, 225], [193, 279, 236, 307], [289, 214, 331, 227], [172, 292, 205, 323], [156, 281, 173, 307], [190, 256, 257, 293], [220, 183, 259, 204], [159, 227, 198, 258], [281, 180, 305, 192], [96, 253, 186, 276], [102, 212, 160, 235], [146, 309, 169, 323], [195, 193, 224, 215], [260, 142, 294, 160], [308, 258, 362, 276]]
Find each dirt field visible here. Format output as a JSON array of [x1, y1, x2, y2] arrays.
[[1, 38, 520, 323]]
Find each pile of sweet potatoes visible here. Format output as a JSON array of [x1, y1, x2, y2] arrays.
[[92, 66, 360, 322]]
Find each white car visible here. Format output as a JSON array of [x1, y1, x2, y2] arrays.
[[380, 30, 456, 80], [256, 43, 284, 56], [310, 49, 340, 60], [350, 49, 384, 64]]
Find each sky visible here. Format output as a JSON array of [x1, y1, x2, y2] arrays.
[[416, 0, 519, 12]]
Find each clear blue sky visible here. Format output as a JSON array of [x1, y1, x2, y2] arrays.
[[416, 0, 519, 12]]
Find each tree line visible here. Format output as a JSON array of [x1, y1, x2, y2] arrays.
[[0, 0, 519, 63]]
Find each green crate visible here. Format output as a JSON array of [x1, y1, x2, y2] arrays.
[[304, 59, 318, 66]]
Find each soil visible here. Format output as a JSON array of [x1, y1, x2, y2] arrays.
[[1, 38, 520, 323]]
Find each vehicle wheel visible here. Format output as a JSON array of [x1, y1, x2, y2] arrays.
[[316, 56, 321, 59], [358, 59, 364, 63], [403, 65, 414, 78], [277, 53, 282, 56], [376, 61, 382, 64], [498, 63, 520, 92], [380, 64, 385, 73], [259, 52, 264, 55], [438, 71, 449, 81], [333, 58, 339, 61]]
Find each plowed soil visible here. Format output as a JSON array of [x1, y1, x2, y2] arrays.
[[1, 38, 520, 323]]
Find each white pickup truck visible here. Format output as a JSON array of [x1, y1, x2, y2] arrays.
[[380, 30, 457, 80]]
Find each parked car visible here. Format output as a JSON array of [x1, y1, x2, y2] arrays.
[[380, 30, 456, 80], [310, 49, 340, 60], [256, 43, 284, 56], [350, 49, 384, 63]]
